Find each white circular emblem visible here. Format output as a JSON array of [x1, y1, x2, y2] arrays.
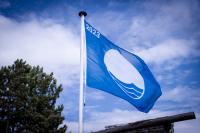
[[104, 49, 145, 99]]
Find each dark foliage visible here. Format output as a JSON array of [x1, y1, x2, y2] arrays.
[[0, 59, 67, 133]]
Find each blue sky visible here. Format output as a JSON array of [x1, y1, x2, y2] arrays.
[[0, 0, 200, 132]]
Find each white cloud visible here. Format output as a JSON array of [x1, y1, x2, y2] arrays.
[[122, 0, 199, 47], [160, 85, 200, 103], [0, 15, 80, 86], [137, 39, 199, 65], [86, 90, 105, 100], [65, 121, 78, 133]]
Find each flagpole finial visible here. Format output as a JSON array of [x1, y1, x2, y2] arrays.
[[79, 11, 87, 17]]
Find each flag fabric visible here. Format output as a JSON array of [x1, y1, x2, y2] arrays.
[[85, 20, 162, 113]]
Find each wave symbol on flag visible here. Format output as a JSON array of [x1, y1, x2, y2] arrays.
[[104, 49, 145, 99]]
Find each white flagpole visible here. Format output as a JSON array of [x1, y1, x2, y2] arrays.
[[78, 11, 87, 133]]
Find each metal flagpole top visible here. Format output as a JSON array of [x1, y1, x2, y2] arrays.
[[79, 11, 87, 17]]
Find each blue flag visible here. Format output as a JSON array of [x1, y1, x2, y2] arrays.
[[85, 21, 162, 113]]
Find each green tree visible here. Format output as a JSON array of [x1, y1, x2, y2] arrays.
[[0, 59, 67, 133]]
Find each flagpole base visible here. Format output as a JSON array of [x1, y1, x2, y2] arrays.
[[79, 11, 87, 17]]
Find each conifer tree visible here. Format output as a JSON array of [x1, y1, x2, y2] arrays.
[[0, 59, 67, 133]]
